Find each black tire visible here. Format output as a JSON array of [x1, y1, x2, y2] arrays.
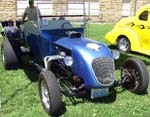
[[38, 70, 62, 116], [121, 58, 149, 94], [117, 36, 130, 52], [1, 39, 22, 70]]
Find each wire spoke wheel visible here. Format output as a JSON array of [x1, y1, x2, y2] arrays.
[[122, 69, 140, 90], [121, 58, 149, 94]]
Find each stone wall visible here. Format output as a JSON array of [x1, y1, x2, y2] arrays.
[[99, 0, 122, 23], [0, 0, 69, 21], [100, 0, 150, 23], [53, 0, 68, 15], [0, 0, 150, 22], [130, 0, 150, 16], [0, 0, 16, 21]]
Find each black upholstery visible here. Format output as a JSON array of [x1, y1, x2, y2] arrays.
[[1, 21, 8, 27], [1, 20, 14, 28]]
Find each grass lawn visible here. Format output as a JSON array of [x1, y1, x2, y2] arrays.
[[0, 24, 150, 117]]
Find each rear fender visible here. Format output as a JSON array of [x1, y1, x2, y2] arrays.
[[105, 27, 141, 51]]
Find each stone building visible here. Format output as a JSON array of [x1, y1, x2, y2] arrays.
[[0, 0, 150, 23], [0, 0, 16, 21], [100, 0, 150, 22]]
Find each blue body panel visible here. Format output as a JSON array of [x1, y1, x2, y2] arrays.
[[55, 37, 113, 88], [27, 34, 41, 57], [26, 28, 114, 88], [26, 28, 84, 59]]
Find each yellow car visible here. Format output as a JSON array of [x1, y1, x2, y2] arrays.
[[105, 4, 150, 55]]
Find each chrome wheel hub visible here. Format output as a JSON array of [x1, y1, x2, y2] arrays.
[[41, 80, 50, 110], [2, 49, 5, 64], [119, 38, 129, 51]]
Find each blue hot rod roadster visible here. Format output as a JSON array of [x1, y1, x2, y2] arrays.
[[1, 2, 149, 116]]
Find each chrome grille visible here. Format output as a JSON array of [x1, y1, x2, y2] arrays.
[[92, 57, 115, 86]]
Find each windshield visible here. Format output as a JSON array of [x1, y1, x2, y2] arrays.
[[37, 2, 86, 30]]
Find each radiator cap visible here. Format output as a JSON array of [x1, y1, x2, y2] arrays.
[[86, 43, 101, 51]]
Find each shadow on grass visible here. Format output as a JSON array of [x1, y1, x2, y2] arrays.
[[0, 58, 39, 112], [63, 88, 117, 106], [21, 57, 39, 82], [1, 82, 32, 107], [64, 86, 148, 108]]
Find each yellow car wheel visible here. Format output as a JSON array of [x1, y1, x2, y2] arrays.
[[117, 37, 130, 52]]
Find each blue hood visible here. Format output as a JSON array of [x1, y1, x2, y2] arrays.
[[55, 37, 113, 59], [55, 37, 114, 88]]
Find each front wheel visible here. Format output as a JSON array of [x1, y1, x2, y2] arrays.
[[117, 37, 130, 52], [38, 70, 62, 116], [121, 58, 149, 94]]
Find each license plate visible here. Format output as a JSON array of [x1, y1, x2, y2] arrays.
[[91, 88, 109, 99]]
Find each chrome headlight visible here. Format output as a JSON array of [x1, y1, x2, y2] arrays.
[[112, 50, 120, 59], [64, 56, 73, 66], [60, 51, 66, 57]]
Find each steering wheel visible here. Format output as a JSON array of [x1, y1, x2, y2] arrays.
[[61, 22, 72, 29]]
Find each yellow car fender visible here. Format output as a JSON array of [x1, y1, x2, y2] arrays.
[[105, 27, 141, 51]]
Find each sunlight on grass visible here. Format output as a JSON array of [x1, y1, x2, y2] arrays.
[[0, 24, 150, 117]]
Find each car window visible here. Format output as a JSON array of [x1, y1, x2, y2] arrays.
[[139, 11, 148, 21]]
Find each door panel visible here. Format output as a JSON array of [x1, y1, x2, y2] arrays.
[[133, 10, 150, 49]]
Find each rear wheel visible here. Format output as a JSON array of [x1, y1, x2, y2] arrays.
[[117, 36, 130, 52], [1, 39, 22, 70], [38, 70, 62, 116], [121, 58, 149, 94]]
